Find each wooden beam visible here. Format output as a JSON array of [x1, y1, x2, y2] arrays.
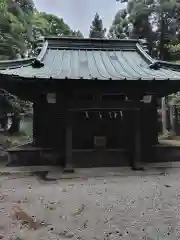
[[132, 108, 144, 170], [69, 107, 140, 112], [64, 112, 74, 173], [68, 100, 146, 112], [32, 102, 37, 146], [134, 111, 142, 164]]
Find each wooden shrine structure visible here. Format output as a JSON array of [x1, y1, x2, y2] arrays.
[[1, 37, 180, 170]]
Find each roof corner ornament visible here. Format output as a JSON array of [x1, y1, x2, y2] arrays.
[[149, 61, 161, 70], [32, 59, 44, 68], [139, 38, 149, 53]]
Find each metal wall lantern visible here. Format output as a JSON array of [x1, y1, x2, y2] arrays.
[[47, 93, 56, 104]]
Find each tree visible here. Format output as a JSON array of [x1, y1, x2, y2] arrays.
[[108, 9, 129, 39], [8, 0, 35, 41], [0, 1, 83, 60], [0, 0, 35, 59], [70, 30, 84, 38], [89, 13, 106, 38], [114, 0, 180, 59], [0, 89, 25, 133], [114, 0, 180, 136], [35, 13, 72, 37], [111, 0, 155, 53], [31, 12, 83, 42], [167, 43, 180, 63]]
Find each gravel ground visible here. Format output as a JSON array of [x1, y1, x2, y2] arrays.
[[0, 170, 180, 239]]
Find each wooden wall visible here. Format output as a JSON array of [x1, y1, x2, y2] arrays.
[[72, 112, 125, 149], [33, 90, 159, 165]]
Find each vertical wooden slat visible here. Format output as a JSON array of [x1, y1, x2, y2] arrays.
[[134, 109, 142, 164], [64, 111, 74, 172], [33, 100, 42, 147], [152, 98, 158, 145], [32, 102, 37, 146], [33, 94, 48, 148], [127, 98, 144, 170], [124, 110, 135, 167]]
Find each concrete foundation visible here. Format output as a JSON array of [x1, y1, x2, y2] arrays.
[[6, 143, 180, 167]]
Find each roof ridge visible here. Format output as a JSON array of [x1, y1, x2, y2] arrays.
[[44, 36, 139, 42], [136, 43, 154, 64], [36, 40, 48, 62], [45, 37, 139, 50]]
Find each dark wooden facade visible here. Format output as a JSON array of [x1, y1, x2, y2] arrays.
[[30, 81, 158, 169]]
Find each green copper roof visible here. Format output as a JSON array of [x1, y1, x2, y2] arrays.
[[1, 37, 180, 81]]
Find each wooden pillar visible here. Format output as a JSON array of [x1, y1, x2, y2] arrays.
[[169, 101, 176, 136], [131, 104, 144, 170], [64, 111, 74, 173], [134, 109, 142, 164], [175, 106, 178, 135], [125, 109, 141, 169], [161, 97, 167, 135], [33, 102, 38, 146], [33, 94, 47, 148], [151, 98, 158, 145]]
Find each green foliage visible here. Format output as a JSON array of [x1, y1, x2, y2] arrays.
[[31, 12, 84, 40], [0, 0, 83, 60], [114, 0, 180, 60], [0, 89, 22, 114], [70, 30, 84, 38], [32, 12, 84, 42], [31, 11, 50, 40], [0, 0, 34, 59], [167, 43, 180, 61], [108, 9, 129, 39], [173, 60, 180, 64], [89, 13, 106, 38], [34, 12, 72, 37]]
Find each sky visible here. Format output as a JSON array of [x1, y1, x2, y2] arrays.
[[34, 0, 125, 37]]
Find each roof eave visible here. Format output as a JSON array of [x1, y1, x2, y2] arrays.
[[0, 57, 35, 70], [157, 60, 180, 71], [136, 42, 180, 71]]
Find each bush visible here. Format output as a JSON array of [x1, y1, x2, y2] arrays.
[[167, 43, 180, 61]]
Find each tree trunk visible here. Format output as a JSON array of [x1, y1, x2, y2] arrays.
[[169, 101, 176, 136], [8, 114, 20, 134], [1, 113, 8, 132], [161, 97, 167, 135], [159, 13, 170, 61]]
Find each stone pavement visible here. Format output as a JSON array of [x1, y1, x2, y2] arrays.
[[1, 166, 180, 239]]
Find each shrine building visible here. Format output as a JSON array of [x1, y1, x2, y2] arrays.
[[0, 37, 180, 171]]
